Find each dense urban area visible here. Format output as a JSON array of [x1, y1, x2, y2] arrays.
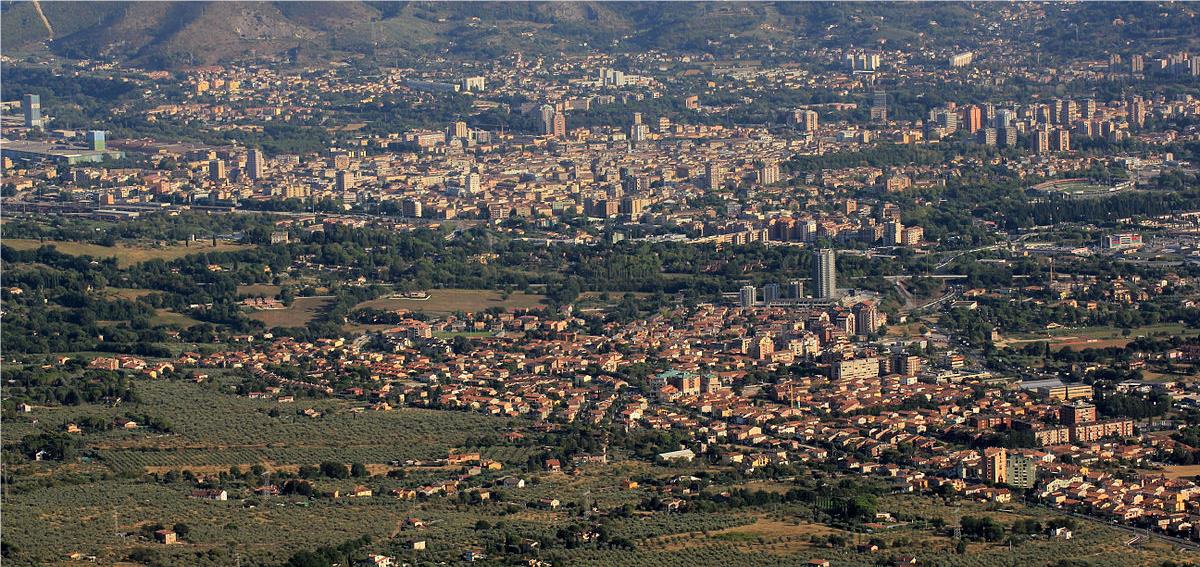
[[4, 2, 1200, 566]]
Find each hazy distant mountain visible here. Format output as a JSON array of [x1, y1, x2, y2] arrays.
[[2, 1, 1196, 69]]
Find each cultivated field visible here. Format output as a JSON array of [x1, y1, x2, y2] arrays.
[[6, 376, 1185, 567]]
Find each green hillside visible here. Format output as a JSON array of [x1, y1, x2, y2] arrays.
[[2, 1, 1198, 69]]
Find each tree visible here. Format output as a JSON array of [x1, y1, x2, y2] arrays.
[[319, 461, 349, 479], [451, 334, 476, 354], [283, 479, 315, 497], [960, 515, 1005, 542], [18, 433, 80, 461], [280, 286, 296, 306], [172, 523, 191, 540], [350, 462, 369, 478]]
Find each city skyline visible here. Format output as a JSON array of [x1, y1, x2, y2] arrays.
[[3, 2, 1200, 566]]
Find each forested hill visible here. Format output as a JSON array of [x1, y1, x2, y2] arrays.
[[2, 1, 1197, 69]]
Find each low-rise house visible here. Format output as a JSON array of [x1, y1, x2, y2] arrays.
[[190, 489, 228, 501], [358, 555, 395, 567], [657, 448, 696, 463], [499, 476, 525, 488]]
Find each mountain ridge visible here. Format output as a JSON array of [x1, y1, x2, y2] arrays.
[[2, 1, 1197, 69]]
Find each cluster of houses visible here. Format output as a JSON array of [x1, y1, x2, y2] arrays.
[[85, 299, 1200, 543], [88, 355, 174, 378]]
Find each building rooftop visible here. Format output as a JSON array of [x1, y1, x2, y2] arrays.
[[1, 138, 124, 164]]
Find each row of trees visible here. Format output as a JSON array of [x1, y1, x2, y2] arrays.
[[4, 368, 137, 408]]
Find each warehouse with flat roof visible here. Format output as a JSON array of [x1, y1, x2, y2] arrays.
[[1, 138, 124, 165]]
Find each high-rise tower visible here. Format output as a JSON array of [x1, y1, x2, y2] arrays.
[[815, 249, 837, 299]]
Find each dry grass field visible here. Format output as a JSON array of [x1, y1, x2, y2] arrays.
[[4, 238, 250, 268], [356, 288, 546, 314], [1147, 464, 1200, 479], [648, 516, 844, 554], [106, 287, 155, 300], [152, 308, 202, 328], [247, 296, 333, 327], [237, 284, 284, 297], [996, 323, 1192, 351]]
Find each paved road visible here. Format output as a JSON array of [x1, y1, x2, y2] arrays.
[[912, 290, 959, 313], [934, 243, 1007, 271], [1030, 502, 1200, 551], [881, 275, 970, 281]]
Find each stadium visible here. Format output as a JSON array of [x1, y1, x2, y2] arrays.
[[1030, 177, 1136, 199]]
